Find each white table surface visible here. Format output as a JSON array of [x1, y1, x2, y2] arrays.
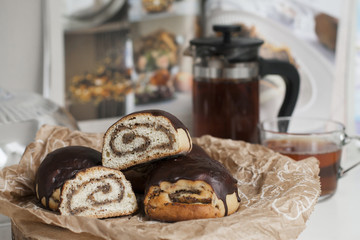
[[1, 93, 360, 239], [298, 154, 360, 240]]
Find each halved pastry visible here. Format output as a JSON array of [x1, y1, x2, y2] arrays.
[[35, 146, 102, 211], [59, 166, 138, 218], [102, 109, 192, 170], [144, 144, 240, 222]]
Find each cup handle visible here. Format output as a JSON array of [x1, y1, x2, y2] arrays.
[[340, 135, 360, 176]]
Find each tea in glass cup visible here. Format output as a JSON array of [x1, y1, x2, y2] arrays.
[[259, 117, 352, 200]]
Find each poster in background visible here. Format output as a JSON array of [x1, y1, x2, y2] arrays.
[[204, 0, 341, 121], [62, 0, 201, 121], [128, 0, 201, 105], [63, 1, 132, 121]]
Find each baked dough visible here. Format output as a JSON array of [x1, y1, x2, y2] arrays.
[[144, 144, 240, 222], [102, 109, 192, 170], [59, 166, 138, 218], [35, 146, 102, 211]]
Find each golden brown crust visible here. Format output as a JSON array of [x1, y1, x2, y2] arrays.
[[225, 192, 241, 215], [145, 200, 223, 222], [36, 185, 61, 211], [144, 180, 240, 222]]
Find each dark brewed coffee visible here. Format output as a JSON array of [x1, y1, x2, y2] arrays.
[[265, 137, 341, 196], [193, 78, 259, 143]]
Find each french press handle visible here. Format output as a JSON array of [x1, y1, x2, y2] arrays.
[[259, 58, 300, 117]]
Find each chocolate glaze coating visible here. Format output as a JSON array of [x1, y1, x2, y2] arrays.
[[123, 164, 154, 193], [35, 146, 102, 210], [146, 144, 240, 215]]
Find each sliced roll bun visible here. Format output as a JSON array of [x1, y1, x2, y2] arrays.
[[59, 166, 138, 218], [144, 144, 241, 222], [102, 110, 192, 170], [35, 146, 102, 211]]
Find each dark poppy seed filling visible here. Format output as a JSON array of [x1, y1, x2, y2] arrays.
[[65, 175, 125, 215], [109, 123, 176, 157], [59, 166, 138, 218], [169, 189, 212, 204], [102, 109, 192, 172], [146, 144, 241, 216]]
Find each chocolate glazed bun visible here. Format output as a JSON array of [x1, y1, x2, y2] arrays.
[[144, 144, 241, 222], [102, 109, 192, 170], [35, 146, 102, 211], [123, 163, 155, 194]]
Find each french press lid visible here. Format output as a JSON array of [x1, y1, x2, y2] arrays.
[[190, 25, 264, 63]]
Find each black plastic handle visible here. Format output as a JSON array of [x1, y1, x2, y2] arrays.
[[259, 58, 300, 117]]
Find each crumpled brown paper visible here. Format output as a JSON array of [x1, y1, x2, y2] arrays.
[[0, 125, 320, 240]]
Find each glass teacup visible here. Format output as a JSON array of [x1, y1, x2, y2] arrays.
[[259, 117, 360, 200]]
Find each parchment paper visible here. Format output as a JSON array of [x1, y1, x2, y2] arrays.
[[0, 125, 320, 240]]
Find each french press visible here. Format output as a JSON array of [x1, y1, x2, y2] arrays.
[[188, 25, 300, 143]]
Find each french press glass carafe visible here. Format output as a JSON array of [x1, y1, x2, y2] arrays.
[[189, 25, 300, 143]]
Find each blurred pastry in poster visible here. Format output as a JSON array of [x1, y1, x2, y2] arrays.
[[142, 0, 174, 13], [68, 48, 133, 120], [133, 30, 177, 104], [64, 2, 133, 121], [129, 0, 201, 105]]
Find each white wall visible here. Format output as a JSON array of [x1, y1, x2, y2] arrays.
[[0, 0, 43, 94]]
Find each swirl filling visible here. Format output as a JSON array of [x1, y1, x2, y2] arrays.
[[64, 174, 125, 215], [110, 123, 176, 157]]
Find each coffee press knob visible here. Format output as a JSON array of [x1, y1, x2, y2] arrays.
[[213, 25, 242, 43]]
